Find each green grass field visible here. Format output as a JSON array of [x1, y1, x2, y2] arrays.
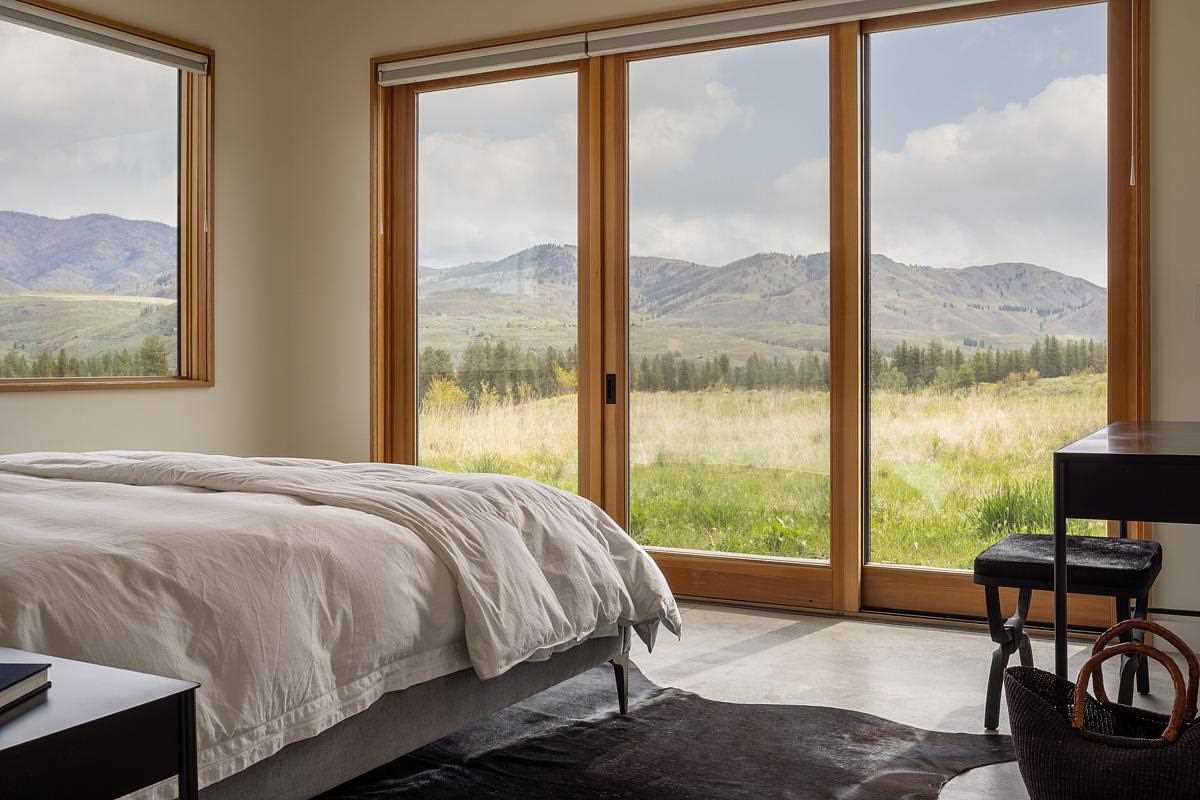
[[419, 372, 1106, 569], [0, 293, 177, 365]]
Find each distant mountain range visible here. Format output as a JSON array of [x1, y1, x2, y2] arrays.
[[420, 243, 1106, 356], [0, 213, 1106, 362], [0, 211, 176, 298]]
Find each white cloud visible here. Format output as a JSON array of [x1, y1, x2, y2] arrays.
[[628, 73, 1107, 282], [0, 21, 179, 225], [409, 60, 1109, 286], [418, 114, 576, 267], [867, 73, 1107, 283], [629, 81, 751, 175]]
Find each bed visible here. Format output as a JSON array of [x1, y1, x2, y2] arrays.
[[0, 451, 681, 799]]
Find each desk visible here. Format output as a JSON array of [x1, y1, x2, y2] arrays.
[[1053, 421, 1200, 677], [0, 647, 198, 800]]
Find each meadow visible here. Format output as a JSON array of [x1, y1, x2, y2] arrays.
[[418, 371, 1107, 569]]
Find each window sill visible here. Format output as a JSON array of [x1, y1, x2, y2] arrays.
[[0, 376, 213, 393]]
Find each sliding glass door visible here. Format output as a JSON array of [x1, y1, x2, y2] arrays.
[[413, 70, 583, 492], [376, 0, 1144, 617], [861, 2, 1113, 618]]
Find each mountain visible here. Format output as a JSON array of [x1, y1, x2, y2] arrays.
[[0, 211, 177, 297], [419, 244, 1106, 359]]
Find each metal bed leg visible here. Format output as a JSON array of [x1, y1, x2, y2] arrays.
[[610, 657, 628, 716]]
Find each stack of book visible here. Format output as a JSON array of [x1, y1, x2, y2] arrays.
[[0, 663, 51, 717]]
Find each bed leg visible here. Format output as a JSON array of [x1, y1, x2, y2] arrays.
[[609, 658, 628, 715]]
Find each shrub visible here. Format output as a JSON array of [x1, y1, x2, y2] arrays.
[[424, 376, 467, 411]]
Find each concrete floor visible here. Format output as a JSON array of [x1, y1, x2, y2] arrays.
[[628, 601, 1177, 799]]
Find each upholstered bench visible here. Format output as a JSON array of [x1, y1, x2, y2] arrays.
[[973, 533, 1163, 730]]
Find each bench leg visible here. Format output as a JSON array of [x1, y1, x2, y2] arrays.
[[1016, 588, 1034, 667], [1135, 593, 1151, 696], [984, 585, 1027, 731]]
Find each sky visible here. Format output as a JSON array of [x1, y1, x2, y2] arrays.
[[418, 3, 1108, 287], [0, 5, 1107, 286], [0, 20, 179, 226]]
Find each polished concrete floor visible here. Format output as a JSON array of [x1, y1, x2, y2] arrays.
[[628, 601, 1177, 799]]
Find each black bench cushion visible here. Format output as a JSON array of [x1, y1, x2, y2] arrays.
[[973, 534, 1162, 595]]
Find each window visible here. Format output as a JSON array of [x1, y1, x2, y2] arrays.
[[374, 0, 1147, 619], [0, 2, 212, 389]]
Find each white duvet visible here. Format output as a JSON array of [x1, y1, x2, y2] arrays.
[[0, 451, 680, 795]]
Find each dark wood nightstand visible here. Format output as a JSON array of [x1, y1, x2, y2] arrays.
[[0, 646, 199, 800]]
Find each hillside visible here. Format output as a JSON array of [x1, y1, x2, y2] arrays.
[[0, 210, 1105, 365], [0, 212, 177, 361], [419, 244, 1107, 359], [0, 211, 177, 297]]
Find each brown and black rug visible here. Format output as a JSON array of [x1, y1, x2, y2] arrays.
[[321, 664, 1014, 800]]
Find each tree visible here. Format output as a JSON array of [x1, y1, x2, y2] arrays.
[[137, 336, 170, 376]]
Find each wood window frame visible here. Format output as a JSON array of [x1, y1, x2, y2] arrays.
[[0, 1, 215, 392], [370, 0, 1150, 628]]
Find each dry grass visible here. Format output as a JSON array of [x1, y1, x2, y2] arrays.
[[419, 372, 1106, 568]]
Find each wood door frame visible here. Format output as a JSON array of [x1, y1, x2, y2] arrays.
[[370, 60, 604, 503], [600, 25, 845, 610]]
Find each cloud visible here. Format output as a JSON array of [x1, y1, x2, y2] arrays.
[[866, 73, 1107, 283], [629, 81, 751, 175], [415, 69, 1106, 288], [628, 72, 1106, 283], [418, 113, 577, 267], [0, 21, 178, 224]]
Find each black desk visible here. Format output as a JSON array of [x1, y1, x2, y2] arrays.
[[0, 647, 199, 800], [1053, 421, 1200, 677]]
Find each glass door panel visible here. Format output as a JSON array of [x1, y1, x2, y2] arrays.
[[626, 36, 832, 559], [415, 72, 580, 491], [865, 5, 1109, 570]]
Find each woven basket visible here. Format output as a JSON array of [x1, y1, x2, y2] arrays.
[[1005, 620, 1200, 800]]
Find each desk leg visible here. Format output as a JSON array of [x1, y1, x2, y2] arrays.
[[179, 689, 199, 800], [1054, 459, 1068, 679]]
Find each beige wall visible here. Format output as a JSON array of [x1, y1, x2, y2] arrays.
[[0, 0, 290, 455], [1148, 0, 1200, 643]]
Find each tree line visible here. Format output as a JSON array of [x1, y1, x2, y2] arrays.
[[871, 335, 1106, 391], [420, 341, 577, 409], [418, 334, 1105, 409], [0, 336, 173, 379]]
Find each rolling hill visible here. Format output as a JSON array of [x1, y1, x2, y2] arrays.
[[419, 244, 1106, 360], [0, 211, 177, 297], [0, 212, 178, 361], [0, 210, 1106, 365]]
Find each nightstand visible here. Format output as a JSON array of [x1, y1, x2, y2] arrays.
[[0, 646, 199, 800]]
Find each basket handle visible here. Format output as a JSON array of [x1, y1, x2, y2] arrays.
[[1073, 642, 1188, 744], [1092, 619, 1200, 719]]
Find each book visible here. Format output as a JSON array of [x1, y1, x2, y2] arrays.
[[0, 663, 51, 716]]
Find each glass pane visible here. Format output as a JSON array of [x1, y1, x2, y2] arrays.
[[627, 37, 831, 559], [866, 5, 1108, 569], [0, 20, 180, 378], [416, 72, 579, 491]]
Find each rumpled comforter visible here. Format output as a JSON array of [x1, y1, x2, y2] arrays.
[[0, 451, 680, 793]]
